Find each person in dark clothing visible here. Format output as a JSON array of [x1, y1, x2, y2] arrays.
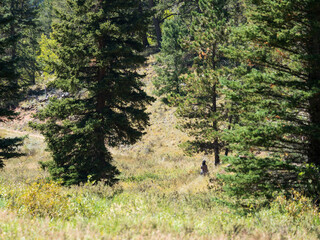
[[200, 160, 209, 176]]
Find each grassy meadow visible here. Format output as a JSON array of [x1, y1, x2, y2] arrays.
[[1, 129, 320, 240], [1, 57, 320, 240]]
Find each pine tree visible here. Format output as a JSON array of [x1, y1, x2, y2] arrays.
[[8, 0, 39, 86], [153, 16, 189, 100], [220, 0, 320, 199], [31, 0, 153, 185], [146, 0, 194, 50], [148, 0, 163, 49], [152, 0, 201, 100], [37, 0, 69, 36], [175, 0, 231, 165], [0, 0, 24, 167]]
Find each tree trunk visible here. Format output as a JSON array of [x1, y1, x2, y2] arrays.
[[307, 3, 320, 166], [148, 0, 162, 49], [153, 17, 162, 49], [214, 138, 220, 166], [95, 66, 107, 144], [211, 44, 220, 165], [139, 2, 149, 47], [212, 83, 220, 165], [95, 11, 108, 166], [224, 115, 233, 156], [142, 32, 149, 48]]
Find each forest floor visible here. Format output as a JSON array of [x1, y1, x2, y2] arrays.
[[0, 56, 320, 239]]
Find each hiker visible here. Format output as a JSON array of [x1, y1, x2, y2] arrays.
[[200, 160, 209, 176]]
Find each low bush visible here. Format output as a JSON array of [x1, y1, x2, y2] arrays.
[[7, 180, 75, 218], [271, 190, 320, 220]]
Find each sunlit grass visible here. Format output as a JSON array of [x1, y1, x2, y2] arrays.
[[1, 136, 320, 240]]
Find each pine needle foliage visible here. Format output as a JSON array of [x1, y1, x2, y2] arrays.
[[0, 0, 25, 167], [153, 16, 189, 100], [2, 0, 39, 86], [220, 0, 320, 200], [152, 0, 201, 101], [175, 0, 232, 165], [31, 0, 153, 186]]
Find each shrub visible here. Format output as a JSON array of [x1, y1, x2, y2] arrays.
[[271, 190, 320, 219], [7, 180, 75, 218]]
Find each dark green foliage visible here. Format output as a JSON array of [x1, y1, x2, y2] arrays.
[[20, 0, 40, 85], [0, 0, 20, 96], [175, 0, 231, 165], [220, 0, 320, 200], [152, 0, 201, 99], [31, 0, 153, 185], [37, 0, 69, 36], [153, 17, 189, 99], [0, 0, 25, 167], [146, 0, 198, 50], [0, 137, 25, 168], [37, 0, 55, 36], [7, 0, 39, 86]]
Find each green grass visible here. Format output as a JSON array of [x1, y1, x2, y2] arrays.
[[1, 136, 320, 240]]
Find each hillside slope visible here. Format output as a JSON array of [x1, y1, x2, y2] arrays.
[[113, 56, 202, 160], [0, 54, 210, 191], [1, 56, 193, 158]]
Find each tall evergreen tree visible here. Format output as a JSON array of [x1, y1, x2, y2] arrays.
[[31, 0, 153, 185], [9, 0, 39, 86], [221, 0, 320, 199], [0, 0, 24, 167], [175, 0, 231, 165]]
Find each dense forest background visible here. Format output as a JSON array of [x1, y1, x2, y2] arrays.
[[1, 0, 320, 239]]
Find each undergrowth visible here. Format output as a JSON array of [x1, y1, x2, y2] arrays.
[[1, 174, 320, 239]]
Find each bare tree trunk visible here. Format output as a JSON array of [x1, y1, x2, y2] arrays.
[[148, 0, 162, 49], [142, 32, 150, 48], [211, 44, 220, 166], [224, 115, 233, 156], [212, 84, 220, 165], [94, 3, 108, 172]]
